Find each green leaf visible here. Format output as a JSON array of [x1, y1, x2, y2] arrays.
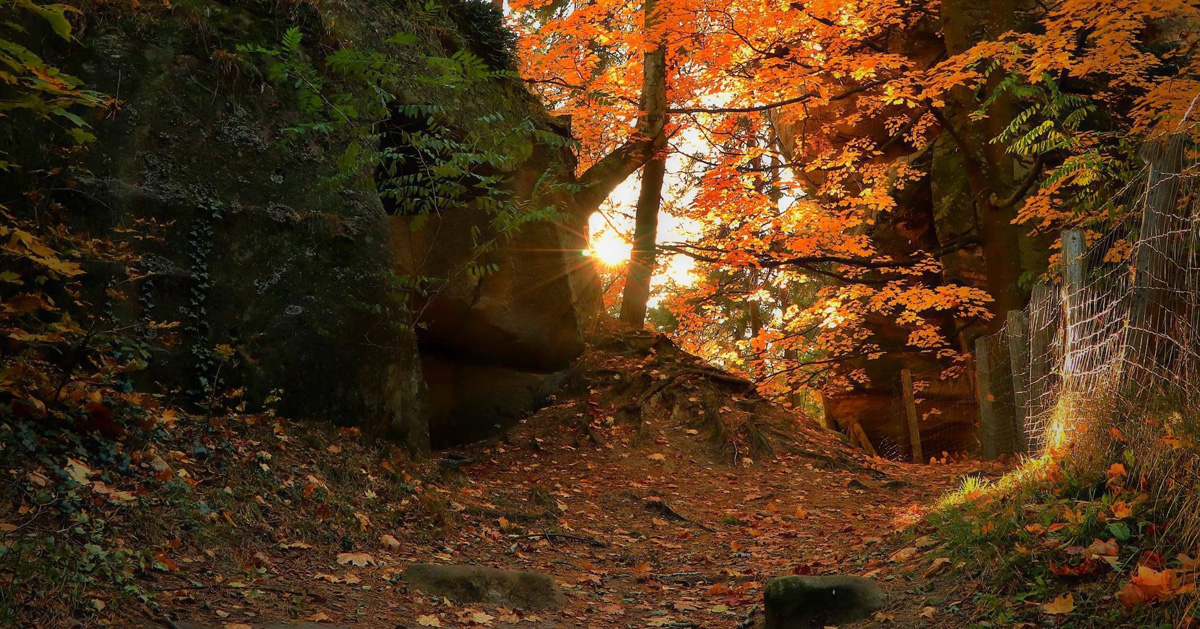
[[67, 127, 95, 144], [385, 32, 418, 46], [282, 26, 303, 53], [1107, 522, 1131, 542], [21, 1, 74, 40]]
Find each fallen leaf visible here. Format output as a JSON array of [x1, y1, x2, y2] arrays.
[[631, 562, 652, 579], [470, 611, 494, 625], [336, 552, 373, 567], [416, 615, 442, 627], [1119, 565, 1175, 606], [647, 453, 666, 461], [920, 606, 936, 618], [1043, 593, 1075, 614], [381, 534, 401, 550], [308, 612, 331, 622], [1083, 538, 1119, 560], [924, 557, 952, 578], [64, 458, 93, 485]]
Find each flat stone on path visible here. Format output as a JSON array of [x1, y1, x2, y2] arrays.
[[763, 575, 887, 628], [403, 563, 567, 610]]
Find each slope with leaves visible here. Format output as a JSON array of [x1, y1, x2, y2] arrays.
[[2, 317, 978, 628]]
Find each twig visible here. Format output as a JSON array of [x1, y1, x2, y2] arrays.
[[51, 319, 100, 404], [509, 533, 609, 548], [653, 571, 705, 584], [644, 498, 716, 532], [152, 583, 309, 596]]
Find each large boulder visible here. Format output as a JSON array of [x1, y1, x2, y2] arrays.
[[34, 11, 430, 448], [763, 575, 887, 628], [403, 563, 567, 610], [5, 0, 596, 450], [393, 134, 598, 447]]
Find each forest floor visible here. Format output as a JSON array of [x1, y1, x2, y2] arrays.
[[8, 321, 1173, 628], [153, 411, 997, 629]]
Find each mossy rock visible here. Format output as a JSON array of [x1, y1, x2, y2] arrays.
[[763, 575, 887, 628]]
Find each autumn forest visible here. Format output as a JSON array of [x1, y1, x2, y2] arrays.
[[3, 0, 1200, 626]]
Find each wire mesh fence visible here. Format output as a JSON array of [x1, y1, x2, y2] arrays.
[[976, 132, 1200, 459]]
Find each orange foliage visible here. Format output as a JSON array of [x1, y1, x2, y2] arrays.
[[511, 0, 1200, 400]]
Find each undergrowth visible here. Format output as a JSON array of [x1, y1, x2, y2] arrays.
[[0, 407, 454, 626], [925, 422, 1200, 628]]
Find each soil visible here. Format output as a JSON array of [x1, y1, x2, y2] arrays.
[[130, 324, 1007, 628]]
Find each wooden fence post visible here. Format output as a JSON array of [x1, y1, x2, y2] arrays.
[[1006, 310, 1030, 454], [1027, 282, 1059, 437], [1061, 229, 1087, 386], [976, 336, 998, 460], [1126, 137, 1186, 389], [901, 369, 923, 464]]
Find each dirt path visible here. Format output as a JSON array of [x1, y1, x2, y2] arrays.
[[152, 406, 997, 629], [135, 327, 1007, 628]]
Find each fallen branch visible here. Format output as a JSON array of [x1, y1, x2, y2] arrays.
[[508, 532, 609, 548], [152, 585, 309, 595], [644, 498, 716, 532]]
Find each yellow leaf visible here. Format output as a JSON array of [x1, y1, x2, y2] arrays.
[[648, 453, 666, 461], [308, 611, 331, 622], [416, 615, 442, 627], [336, 552, 373, 567], [1043, 593, 1074, 614], [64, 458, 92, 485]]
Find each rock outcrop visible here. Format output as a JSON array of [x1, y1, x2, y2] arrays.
[[6, 0, 596, 450]]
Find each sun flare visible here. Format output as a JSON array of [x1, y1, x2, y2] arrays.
[[588, 228, 632, 267]]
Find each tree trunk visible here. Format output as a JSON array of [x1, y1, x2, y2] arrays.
[[618, 0, 667, 327], [940, 0, 1031, 328], [620, 155, 666, 326], [569, 0, 669, 223]]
